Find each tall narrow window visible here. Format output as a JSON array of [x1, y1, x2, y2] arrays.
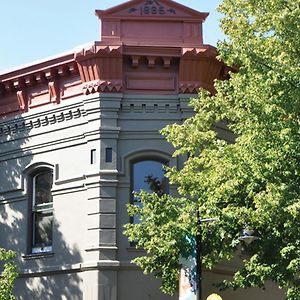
[[105, 148, 113, 163], [90, 149, 96, 165], [31, 170, 53, 253], [132, 160, 168, 224]]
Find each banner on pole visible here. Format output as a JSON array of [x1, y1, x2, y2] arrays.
[[179, 246, 197, 300]]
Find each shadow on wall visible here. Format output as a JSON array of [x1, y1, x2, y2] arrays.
[[0, 113, 83, 299], [0, 113, 31, 254], [15, 221, 83, 300]]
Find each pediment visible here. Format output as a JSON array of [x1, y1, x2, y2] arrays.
[[96, 0, 208, 21]]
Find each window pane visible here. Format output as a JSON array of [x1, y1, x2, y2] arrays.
[[34, 172, 53, 205], [90, 149, 96, 164], [132, 160, 168, 224], [31, 169, 53, 253], [133, 160, 167, 196], [105, 148, 113, 163], [33, 211, 53, 248]]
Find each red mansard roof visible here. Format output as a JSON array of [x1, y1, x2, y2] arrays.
[[0, 0, 229, 117]]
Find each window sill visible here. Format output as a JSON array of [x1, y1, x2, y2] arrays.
[[22, 252, 54, 260]]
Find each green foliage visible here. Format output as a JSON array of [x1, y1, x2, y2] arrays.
[[124, 0, 300, 298], [0, 248, 17, 300], [124, 191, 197, 294]]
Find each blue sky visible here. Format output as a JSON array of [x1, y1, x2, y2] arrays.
[[0, 0, 223, 72]]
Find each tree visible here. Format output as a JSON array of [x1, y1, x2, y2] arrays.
[[0, 248, 17, 300], [124, 0, 300, 298]]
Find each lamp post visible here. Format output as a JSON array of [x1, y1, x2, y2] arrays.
[[196, 209, 202, 300], [238, 227, 259, 244], [194, 214, 258, 300], [196, 210, 219, 300]]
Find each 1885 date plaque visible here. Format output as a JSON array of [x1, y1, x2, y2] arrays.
[[129, 0, 176, 16]]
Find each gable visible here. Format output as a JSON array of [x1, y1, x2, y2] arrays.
[[96, 0, 208, 21], [96, 0, 208, 47]]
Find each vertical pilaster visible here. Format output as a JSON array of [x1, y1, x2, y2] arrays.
[[179, 93, 195, 120], [82, 93, 122, 300]]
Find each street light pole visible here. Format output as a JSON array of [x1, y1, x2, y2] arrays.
[[194, 214, 257, 300], [196, 211, 218, 300], [196, 209, 202, 300]]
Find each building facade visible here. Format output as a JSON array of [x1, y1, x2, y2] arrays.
[[0, 0, 284, 299]]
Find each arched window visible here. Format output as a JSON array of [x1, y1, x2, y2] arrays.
[[132, 159, 168, 224], [29, 169, 53, 254]]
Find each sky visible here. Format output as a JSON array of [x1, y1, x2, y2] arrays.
[[0, 0, 224, 72]]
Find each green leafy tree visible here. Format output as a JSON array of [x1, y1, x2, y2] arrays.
[[0, 248, 17, 300], [124, 0, 300, 298]]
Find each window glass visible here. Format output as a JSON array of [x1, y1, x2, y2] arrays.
[[31, 170, 53, 253], [105, 148, 113, 163], [33, 172, 53, 205], [90, 149, 96, 165], [32, 211, 53, 252], [132, 160, 168, 223]]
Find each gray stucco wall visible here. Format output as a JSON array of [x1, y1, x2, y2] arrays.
[[0, 92, 285, 300], [0, 92, 192, 300]]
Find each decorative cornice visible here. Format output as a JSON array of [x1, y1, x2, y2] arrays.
[[181, 46, 218, 58], [0, 0, 233, 117], [83, 80, 123, 95], [75, 44, 122, 60], [0, 43, 229, 112], [179, 81, 202, 94], [75, 43, 123, 94], [0, 61, 78, 95], [0, 61, 79, 116], [179, 46, 225, 94]]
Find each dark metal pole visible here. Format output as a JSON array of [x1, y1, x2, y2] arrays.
[[196, 209, 202, 300]]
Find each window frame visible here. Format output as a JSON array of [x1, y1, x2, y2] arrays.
[[26, 166, 54, 255], [130, 156, 169, 224]]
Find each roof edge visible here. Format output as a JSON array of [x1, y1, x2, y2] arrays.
[[0, 42, 95, 81]]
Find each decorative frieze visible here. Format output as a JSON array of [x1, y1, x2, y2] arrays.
[[83, 80, 122, 95], [120, 102, 180, 113], [0, 107, 85, 137]]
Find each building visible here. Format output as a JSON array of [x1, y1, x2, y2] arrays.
[[0, 0, 284, 299]]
